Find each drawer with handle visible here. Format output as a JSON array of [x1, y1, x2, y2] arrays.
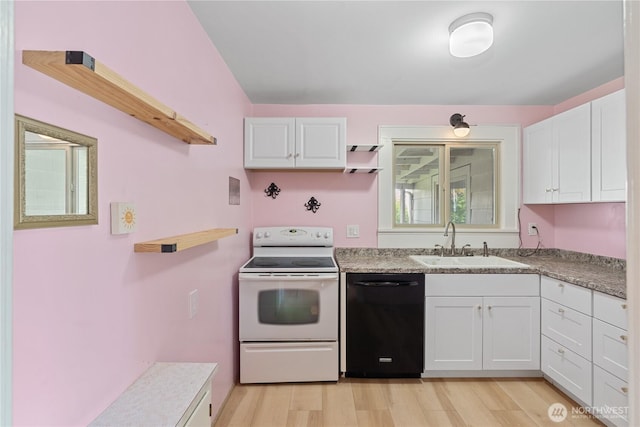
[[593, 318, 628, 381], [594, 292, 628, 330], [541, 276, 592, 315], [593, 364, 629, 427], [541, 335, 592, 406], [541, 298, 592, 360]]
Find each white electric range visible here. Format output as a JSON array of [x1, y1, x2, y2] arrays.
[[238, 226, 339, 384]]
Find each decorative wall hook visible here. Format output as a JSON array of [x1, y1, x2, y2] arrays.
[[304, 197, 321, 213], [264, 182, 281, 199]]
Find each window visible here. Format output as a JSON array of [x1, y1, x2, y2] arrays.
[[24, 140, 88, 216], [377, 126, 520, 248], [394, 142, 498, 228]]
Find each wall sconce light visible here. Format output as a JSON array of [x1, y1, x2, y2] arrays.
[[449, 12, 494, 58], [450, 113, 470, 137]]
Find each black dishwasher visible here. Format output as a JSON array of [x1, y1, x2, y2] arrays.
[[346, 273, 424, 378]]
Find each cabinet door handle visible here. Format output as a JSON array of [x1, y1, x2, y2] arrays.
[[476, 305, 482, 310], [295, 153, 300, 158], [558, 308, 565, 314], [287, 153, 293, 158], [622, 303, 628, 310], [620, 335, 628, 342], [622, 387, 629, 394], [557, 348, 565, 354], [545, 188, 552, 193], [557, 283, 564, 288]]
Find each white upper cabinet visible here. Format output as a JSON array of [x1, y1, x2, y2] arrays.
[[591, 89, 627, 202], [555, 104, 592, 202], [523, 103, 591, 204], [523, 119, 554, 203], [244, 117, 346, 169], [244, 118, 296, 168], [523, 89, 627, 205]]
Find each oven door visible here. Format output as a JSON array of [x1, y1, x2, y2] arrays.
[[239, 273, 339, 341]]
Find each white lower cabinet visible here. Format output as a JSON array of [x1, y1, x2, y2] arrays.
[[425, 296, 483, 370], [593, 365, 629, 427], [592, 292, 629, 427], [541, 277, 593, 405], [425, 274, 540, 372], [541, 298, 592, 360], [592, 319, 628, 381], [483, 297, 541, 370], [541, 335, 593, 405], [540, 276, 629, 426]]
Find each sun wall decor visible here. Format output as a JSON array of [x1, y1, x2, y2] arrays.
[[111, 202, 137, 235]]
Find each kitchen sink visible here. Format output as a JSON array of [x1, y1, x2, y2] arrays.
[[409, 255, 530, 268]]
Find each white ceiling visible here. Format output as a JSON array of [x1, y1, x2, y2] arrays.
[[187, 0, 624, 106]]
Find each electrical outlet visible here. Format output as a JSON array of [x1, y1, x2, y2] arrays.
[[189, 289, 198, 319], [347, 225, 359, 238], [527, 223, 538, 236]]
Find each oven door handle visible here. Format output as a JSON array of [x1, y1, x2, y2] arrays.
[[239, 273, 339, 281]]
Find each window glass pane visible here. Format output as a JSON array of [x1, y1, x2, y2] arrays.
[[449, 146, 496, 225], [258, 289, 320, 324], [25, 148, 67, 215], [394, 145, 441, 225]]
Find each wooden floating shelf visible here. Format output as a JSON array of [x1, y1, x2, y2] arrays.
[[348, 144, 383, 152], [134, 228, 238, 253], [22, 50, 216, 145], [344, 167, 382, 174]]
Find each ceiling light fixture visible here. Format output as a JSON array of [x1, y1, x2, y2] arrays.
[[450, 113, 470, 137], [449, 12, 494, 58]]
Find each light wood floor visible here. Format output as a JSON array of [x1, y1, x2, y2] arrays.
[[214, 378, 604, 427]]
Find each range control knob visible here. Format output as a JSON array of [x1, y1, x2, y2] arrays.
[[324, 232, 330, 239], [264, 232, 271, 238], [316, 232, 322, 238], [255, 232, 263, 239]]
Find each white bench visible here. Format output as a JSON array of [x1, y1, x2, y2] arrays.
[[90, 362, 217, 427]]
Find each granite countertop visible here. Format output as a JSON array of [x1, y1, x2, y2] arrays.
[[335, 248, 626, 299], [90, 362, 217, 427]]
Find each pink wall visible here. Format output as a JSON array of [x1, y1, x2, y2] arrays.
[[554, 203, 626, 257], [13, 1, 251, 425]]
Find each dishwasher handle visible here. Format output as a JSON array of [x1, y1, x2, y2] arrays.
[[352, 280, 419, 287]]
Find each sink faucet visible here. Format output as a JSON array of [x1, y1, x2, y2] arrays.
[[444, 221, 456, 255]]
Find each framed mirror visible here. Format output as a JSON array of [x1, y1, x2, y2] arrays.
[[14, 114, 98, 229]]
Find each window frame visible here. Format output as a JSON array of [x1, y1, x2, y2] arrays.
[[377, 125, 521, 249]]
